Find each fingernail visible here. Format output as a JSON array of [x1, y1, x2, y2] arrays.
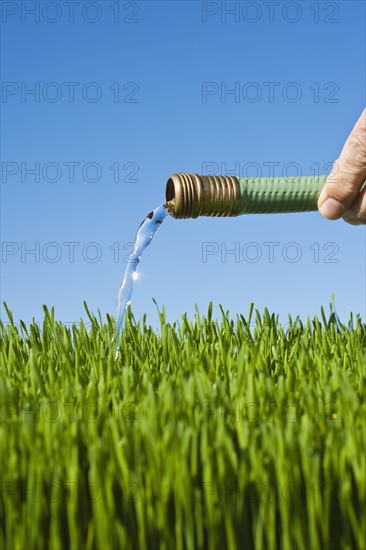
[[319, 198, 343, 220]]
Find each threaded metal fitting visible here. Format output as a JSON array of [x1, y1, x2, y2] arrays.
[[165, 173, 241, 219]]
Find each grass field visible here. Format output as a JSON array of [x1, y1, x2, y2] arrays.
[[1, 302, 365, 550]]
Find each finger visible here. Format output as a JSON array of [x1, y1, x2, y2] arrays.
[[318, 109, 366, 220], [342, 185, 366, 225]]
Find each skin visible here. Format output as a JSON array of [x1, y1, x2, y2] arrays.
[[318, 108, 366, 225]]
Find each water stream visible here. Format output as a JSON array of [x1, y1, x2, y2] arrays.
[[115, 204, 169, 349]]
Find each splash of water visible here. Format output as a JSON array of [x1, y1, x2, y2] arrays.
[[115, 204, 168, 346]]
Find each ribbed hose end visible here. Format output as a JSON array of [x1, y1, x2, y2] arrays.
[[165, 173, 241, 219]]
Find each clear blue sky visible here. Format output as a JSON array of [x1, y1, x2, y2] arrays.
[[1, 0, 365, 329]]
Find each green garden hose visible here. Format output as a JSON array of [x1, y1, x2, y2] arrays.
[[166, 173, 328, 218]]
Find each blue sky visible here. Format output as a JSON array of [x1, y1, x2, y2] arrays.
[[1, 0, 365, 329]]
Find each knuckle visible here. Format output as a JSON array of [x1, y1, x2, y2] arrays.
[[343, 132, 366, 168], [327, 180, 357, 201], [325, 159, 366, 201]]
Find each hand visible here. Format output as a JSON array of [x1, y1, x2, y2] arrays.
[[318, 108, 366, 225]]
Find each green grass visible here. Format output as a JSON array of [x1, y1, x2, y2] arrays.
[[1, 302, 365, 550]]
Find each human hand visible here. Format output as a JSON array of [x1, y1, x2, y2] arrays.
[[318, 109, 366, 225]]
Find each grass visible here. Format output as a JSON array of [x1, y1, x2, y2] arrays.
[[0, 301, 365, 550]]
